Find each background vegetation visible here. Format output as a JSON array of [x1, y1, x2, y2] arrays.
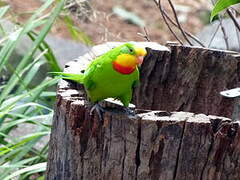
[[0, 0, 65, 179]]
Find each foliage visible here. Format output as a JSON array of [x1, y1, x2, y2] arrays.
[[0, 0, 65, 179], [62, 15, 93, 45], [210, 0, 240, 21]]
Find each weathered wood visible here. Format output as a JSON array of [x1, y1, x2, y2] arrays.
[[56, 42, 240, 118], [46, 43, 240, 180], [46, 84, 240, 180], [135, 45, 240, 118]]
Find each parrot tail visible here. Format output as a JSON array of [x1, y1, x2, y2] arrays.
[[50, 72, 84, 83]]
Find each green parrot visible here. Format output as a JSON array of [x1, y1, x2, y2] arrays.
[[52, 43, 147, 114]]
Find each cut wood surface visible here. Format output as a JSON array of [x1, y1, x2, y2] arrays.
[[46, 42, 240, 180]]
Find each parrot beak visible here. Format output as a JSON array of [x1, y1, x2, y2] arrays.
[[135, 47, 147, 65]]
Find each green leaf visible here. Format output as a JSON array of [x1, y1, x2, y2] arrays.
[[0, 0, 53, 74], [63, 15, 94, 45], [0, 114, 52, 132], [0, 0, 65, 178], [0, 131, 49, 178], [15, 60, 46, 93], [0, 77, 58, 125], [36, 175, 45, 180], [0, 5, 9, 18], [0, 157, 38, 168], [0, 104, 14, 119], [210, 0, 240, 21], [0, 0, 64, 104], [27, 31, 62, 72], [3, 162, 46, 180]]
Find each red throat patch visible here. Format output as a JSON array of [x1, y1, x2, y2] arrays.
[[112, 61, 135, 74]]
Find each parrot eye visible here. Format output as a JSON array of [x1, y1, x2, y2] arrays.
[[129, 48, 133, 53]]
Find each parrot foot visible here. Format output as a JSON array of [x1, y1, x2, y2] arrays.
[[90, 103, 105, 121], [123, 107, 136, 117]]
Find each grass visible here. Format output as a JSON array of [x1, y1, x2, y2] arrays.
[[0, 0, 69, 179]]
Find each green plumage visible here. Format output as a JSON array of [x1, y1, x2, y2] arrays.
[[53, 43, 140, 107]]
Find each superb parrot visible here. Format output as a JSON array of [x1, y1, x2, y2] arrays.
[[52, 43, 147, 117]]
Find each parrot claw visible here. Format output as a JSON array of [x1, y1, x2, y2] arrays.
[[90, 103, 105, 121], [124, 107, 136, 117]]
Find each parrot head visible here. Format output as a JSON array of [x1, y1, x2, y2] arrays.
[[112, 43, 147, 74]]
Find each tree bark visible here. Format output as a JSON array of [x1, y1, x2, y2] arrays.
[[46, 43, 240, 180], [134, 45, 240, 118]]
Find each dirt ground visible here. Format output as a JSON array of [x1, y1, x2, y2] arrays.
[[5, 0, 212, 45], [76, 0, 212, 44]]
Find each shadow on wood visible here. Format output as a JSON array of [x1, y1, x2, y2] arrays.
[[46, 42, 240, 180]]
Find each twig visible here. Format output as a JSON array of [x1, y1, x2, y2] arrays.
[[137, 27, 151, 41], [209, 0, 228, 49], [231, 9, 240, 50], [64, 2, 77, 10], [230, 7, 240, 16], [235, 25, 240, 51], [208, 23, 221, 48], [161, 9, 205, 47], [167, 0, 193, 46], [143, 27, 151, 41], [227, 8, 240, 32], [153, 0, 184, 45], [219, 15, 230, 50]]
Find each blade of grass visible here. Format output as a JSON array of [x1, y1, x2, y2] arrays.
[[1, 114, 52, 132], [0, 157, 39, 169], [0, 77, 57, 146], [3, 162, 46, 180], [15, 58, 46, 94], [0, 5, 9, 18], [0, 77, 58, 124], [210, 0, 240, 21], [0, 132, 49, 178], [28, 31, 62, 72], [63, 15, 93, 45], [0, 0, 65, 104], [0, 18, 47, 46], [0, 0, 54, 73]]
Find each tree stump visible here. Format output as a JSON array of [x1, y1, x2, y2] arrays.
[[134, 44, 240, 118], [46, 42, 240, 180]]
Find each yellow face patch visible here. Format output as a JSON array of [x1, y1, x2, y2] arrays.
[[115, 54, 137, 68], [135, 47, 147, 57]]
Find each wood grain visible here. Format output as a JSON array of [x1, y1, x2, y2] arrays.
[[135, 45, 240, 118], [46, 43, 240, 180]]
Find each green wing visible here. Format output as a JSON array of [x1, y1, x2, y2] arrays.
[[132, 79, 140, 88], [83, 64, 97, 91], [83, 49, 118, 90]]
